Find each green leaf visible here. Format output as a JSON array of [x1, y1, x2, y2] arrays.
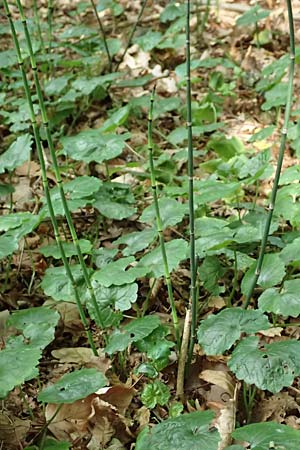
[[43, 438, 71, 450], [193, 179, 240, 206], [207, 135, 244, 160], [38, 368, 107, 404], [198, 256, 225, 295], [140, 198, 188, 228], [197, 308, 270, 355], [93, 182, 136, 220], [135, 410, 219, 450], [115, 228, 157, 256], [137, 239, 188, 278], [232, 422, 300, 450], [258, 279, 300, 317], [0, 134, 32, 173], [236, 5, 270, 27], [241, 254, 286, 295], [100, 105, 130, 132], [92, 256, 144, 287], [0, 49, 17, 68], [41, 264, 92, 301], [280, 237, 300, 264], [0, 346, 41, 399], [84, 281, 138, 328], [105, 315, 161, 354], [135, 325, 174, 370], [8, 307, 59, 349], [39, 239, 92, 259], [72, 73, 120, 95], [60, 130, 128, 163], [248, 125, 275, 142], [0, 183, 14, 197], [44, 76, 70, 96], [141, 380, 170, 409], [228, 336, 300, 393], [41, 176, 101, 216], [0, 234, 19, 259], [134, 30, 163, 51], [262, 82, 288, 111]]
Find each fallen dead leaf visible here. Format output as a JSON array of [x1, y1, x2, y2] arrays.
[[51, 347, 111, 374], [96, 385, 135, 415], [0, 411, 30, 449]]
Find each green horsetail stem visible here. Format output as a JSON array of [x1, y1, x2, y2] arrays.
[[148, 88, 180, 347], [47, 0, 54, 53], [243, 0, 295, 308], [12, 0, 105, 331], [186, 0, 197, 368], [3, 0, 98, 355], [90, 0, 112, 72]]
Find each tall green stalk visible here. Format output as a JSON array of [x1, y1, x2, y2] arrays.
[[33, 0, 45, 52], [115, 0, 148, 71], [148, 88, 180, 347], [47, 0, 53, 53], [3, 0, 98, 355], [11, 0, 105, 331], [243, 0, 295, 309], [186, 0, 197, 367], [90, 0, 112, 72]]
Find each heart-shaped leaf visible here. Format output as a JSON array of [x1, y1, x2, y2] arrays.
[[197, 308, 270, 355], [232, 421, 300, 450], [38, 368, 107, 404], [135, 410, 219, 450], [0, 134, 32, 173], [228, 336, 300, 393], [258, 279, 300, 317]]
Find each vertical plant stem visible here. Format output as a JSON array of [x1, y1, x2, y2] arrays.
[[176, 308, 191, 400], [47, 0, 53, 53], [148, 88, 180, 347], [33, 0, 45, 52], [186, 0, 197, 369], [3, 0, 98, 355], [243, 0, 295, 309], [15, 0, 105, 331], [89, 0, 112, 72], [115, 0, 148, 71]]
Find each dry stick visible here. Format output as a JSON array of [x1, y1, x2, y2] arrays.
[[3, 0, 98, 355], [14, 0, 105, 332], [89, 0, 112, 72], [186, 0, 198, 370], [148, 88, 180, 347], [115, 0, 148, 71], [243, 0, 295, 309], [176, 308, 191, 400]]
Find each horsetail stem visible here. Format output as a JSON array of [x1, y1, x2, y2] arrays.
[[243, 0, 295, 308], [3, 0, 98, 355], [13, 0, 105, 331], [186, 0, 197, 369], [90, 0, 112, 72], [148, 87, 180, 348]]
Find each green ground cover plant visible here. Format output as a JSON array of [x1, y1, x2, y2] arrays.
[[1, 0, 300, 449]]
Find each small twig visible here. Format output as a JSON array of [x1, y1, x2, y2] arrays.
[[176, 308, 191, 401]]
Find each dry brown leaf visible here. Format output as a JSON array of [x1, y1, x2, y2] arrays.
[[253, 391, 300, 423], [51, 347, 111, 374], [15, 160, 40, 177], [134, 406, 150, 431], [96, 385, 135, 415], [0, 412, 30, 448], [12, 176, 32, 209], [200, 370, 235, 398], [259, 327, 283, 337]]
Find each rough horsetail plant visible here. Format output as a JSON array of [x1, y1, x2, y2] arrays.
[[147, 88, 180, 347], [4, 0, 106, 350], [243, 0, 295, 309], [186, 0, 197, 369]]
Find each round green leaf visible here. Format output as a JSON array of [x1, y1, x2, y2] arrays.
[[93, 182, 136, 220], [232, 422, 300, 450], [0, 134, 32, 173], [141, 380, 170, 409], [38, 368, 107, 404], [228, 336, 300, 393], [197, 308, 270, 355], [60, 130, 127, 163], [41, 265, 92, 301], [258, 279, 300, 317], [0, 346, 41, 399], [105, 315, 161, 354], [140, 198, 188, 228], [135, 410, 219, 450], [39, 239, 92, 259], [115, 228, 157, 256], [241, 253, 286, 296]]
